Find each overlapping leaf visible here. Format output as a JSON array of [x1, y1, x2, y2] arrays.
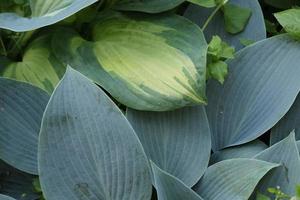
[[270, 94, 300, 145], [194, 158, 279, 200], [38, 67, 152, 200], [53, 12, 208, 111], [127, 106, 211, 187], [151, 162, 203, 200], [254, 133, 300, 196], [1, 35, 66, 93], [0, 0, 98, 32], [210, 140, 267, 165], [0, 78, 49, 174], [184, 0, 266, 50], [206, 35, 300, 151], [0, 195, 16, 200], [0, 161, 40, 200]]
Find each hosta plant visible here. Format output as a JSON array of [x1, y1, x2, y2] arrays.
[[0, 0, 300, 200]]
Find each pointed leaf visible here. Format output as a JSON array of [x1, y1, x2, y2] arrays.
[[254, 132, 300, 196], [194, 158, 279, 200], [275, 8, 300, 39], [53, 12, 208, 111], [38, 67, 152, 200], [206, 35, 300, 151], [0, 78, 49, 174], [127, 106, 211, 187], [184, 0, 266, 50], [2, 35, 65, 93], [210, 140, 267, 165], [270, 94, 300, 145], [0, 0, 97, 32], [151, 162, 203, 200]]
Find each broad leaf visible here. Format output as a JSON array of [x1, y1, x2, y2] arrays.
[[188, 0, 216, 8], [275, 8, 300, 39], [113, 0, 184, 13], [127, 106, 211, 187], [206, 35, 300, 151], [210, 140, 267, 165], [0, 78, 49, 174], [0, 195, 16, 200], [184, 0, 266, 50], [2, 35, 66, 93], [254, 132, 300, 196], [39, 67, 152, 200], [194, 158, 279, 200], [270, 94, 300, 145], [53, 12, 208, 111], [0, 161, 40, 200], [151, 162, 204, 200], [0, 0, 98, 32]]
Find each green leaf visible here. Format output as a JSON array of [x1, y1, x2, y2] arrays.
[[38, 67, 152, 200], [255, 132, 300, 196], [194, 158, 279, 200], [0, 195, 16, 200], [2, 35, 66, 93], [270, 94, 300, 145], [256, 193, 271, 200], [113, 0, 184, 13], [208, 36, 235, 59], [53, 12, 208, 111], [151, 162, 204, 200], [184, 0, 265, 50], [206, 35, 300, 151], [210, 140, 268, 165], [0, 78, 49, 174], [188, 0, 216, 8], [239, 38, 255, 46], [126, 106, 211, 187], [0, 161, 40, 200], [0, 0, 97, 32], [274, 8, 300, 40], [207, 61, 228, 84], [223, 3, 252, 34], [264, 0, 300, 9]]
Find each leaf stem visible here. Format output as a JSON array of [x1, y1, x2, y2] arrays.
[[0, 34, 7, 56], [202, 0, 228, 31]]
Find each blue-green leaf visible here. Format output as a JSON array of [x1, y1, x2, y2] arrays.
[[0, 161, 39, 200], [270, 94, 300, 145], [254, 132, 300, 196], [210, 140, 267, 165], [206, 35, 300, 151], [38, 67, 152, 200], [0, 78, 49, 174], [53, 12, 208, 111], [151, 162, 203, 200], [0, 195, 16, 200], [127, 106, 211, 187], [184, 0, 266, 50], [0, 0, 98, 32], [194, 158, 279, 200]]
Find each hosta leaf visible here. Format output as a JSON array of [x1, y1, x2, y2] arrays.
[[0, 161, 40, 200], [184, 0, 266, 50], [210, 140, 267, 165], [151, 162, 204, 200], [274, 8, 300, 39], [193, 158, 279, 200], [113, 0, 184, 13], [187, 0, 216, 8], [270, 94, 300, 145], [206, 35, 300, 151], [2, 35, 66, 93], [0, 195, 16, 200], [0, 0, 98, 32], [254, 132, 300, 196], [127, 106, 211, 187], [38, 67, 152, 200], [53, 12, 207, 111], [0, 78, 49, 174]]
